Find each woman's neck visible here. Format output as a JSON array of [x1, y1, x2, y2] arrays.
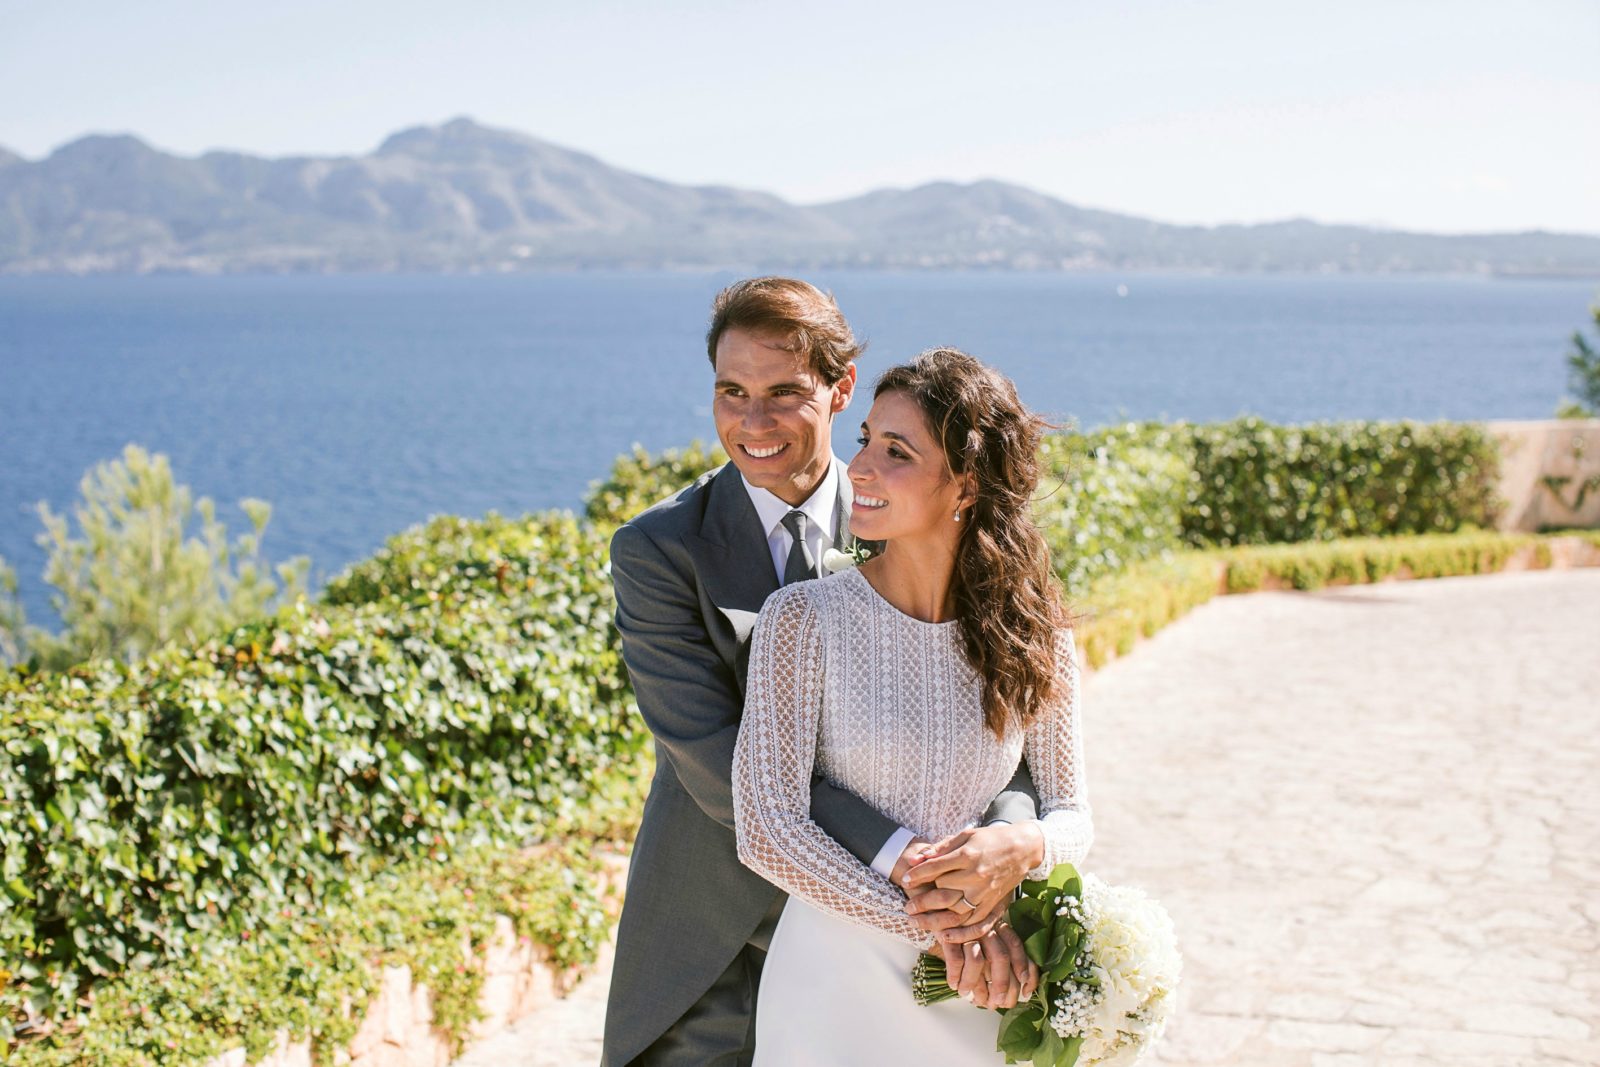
[[859, 535, 961, 623]]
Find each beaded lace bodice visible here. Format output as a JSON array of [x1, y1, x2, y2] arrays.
[[732, 567, 1093, 948]]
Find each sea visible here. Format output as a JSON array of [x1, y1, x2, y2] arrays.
[[1, 270, 1594, 629]]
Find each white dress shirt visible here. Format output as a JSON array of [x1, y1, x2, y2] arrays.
[[740, 461, 915, 878]]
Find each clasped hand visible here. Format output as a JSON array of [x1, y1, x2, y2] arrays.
[[892, 824, 1044, 1009]]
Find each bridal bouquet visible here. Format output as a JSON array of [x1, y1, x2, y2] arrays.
[[912, 865, 1180, 1066]]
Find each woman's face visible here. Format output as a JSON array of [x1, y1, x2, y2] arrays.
[[846, 390, 970, 543]]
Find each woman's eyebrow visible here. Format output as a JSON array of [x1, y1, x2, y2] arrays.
[[875, 429, 921, 454]]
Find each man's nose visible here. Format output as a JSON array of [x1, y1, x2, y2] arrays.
[[743, 397, 778, 428]]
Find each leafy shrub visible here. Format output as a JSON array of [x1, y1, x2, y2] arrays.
[[7, 842, 611, 1065], [1036, 425, 1191, 598], [0, 512, 644, 1030], [1073, 551, 1220, 668], [584, 441, 727, 533], [1179, 417, 1501, 546]]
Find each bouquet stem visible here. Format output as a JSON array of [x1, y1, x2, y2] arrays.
[[912, 951, 961, 1005]]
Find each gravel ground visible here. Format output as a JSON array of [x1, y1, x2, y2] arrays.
[[455, 569, 1600, 1067]]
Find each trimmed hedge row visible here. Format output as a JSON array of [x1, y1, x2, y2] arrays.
[[1, 513, 644, 1031], [1072, 530, 1572, 670]]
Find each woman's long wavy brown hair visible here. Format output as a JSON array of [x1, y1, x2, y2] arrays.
[[875, 348, 1067, 738]]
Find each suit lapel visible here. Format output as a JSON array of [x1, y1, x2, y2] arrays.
[[686, 465, 779, 652]]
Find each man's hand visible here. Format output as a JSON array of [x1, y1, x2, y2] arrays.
[[940, 923, 1038, 1009], [901, 822, 1044, 939]]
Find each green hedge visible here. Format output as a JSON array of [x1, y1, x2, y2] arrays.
[[1218, 530, 1545, 593], [1, 512, 643, 1031], [8, 842, 612, 1066], [1036, 424, 1190, 597], [1178, 417, 1501, 546]]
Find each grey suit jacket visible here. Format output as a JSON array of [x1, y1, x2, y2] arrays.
[[600, 460, 1037, 1066]]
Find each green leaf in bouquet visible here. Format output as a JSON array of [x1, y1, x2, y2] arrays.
[[1060, 1034, 1084, 1067], [1033, 1026, 1065, 1067], [1024, 925, 1053, 966], [1048, 955, 1081, 984], [1047, 923, 1084, 971], [1047, 864, 1081, 897], [998, 1002, 1046, 1062]]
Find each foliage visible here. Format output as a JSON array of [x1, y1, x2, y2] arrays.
[[1177, 417, 1501, 546], [1557, 303, 1600, 417], [1218, 530, 1546, 593], [18, 445, 308, 671], [0, 559, 23, 666], [0, 511, 644, 1032], [1035, 425, 1191, 598], [7, 842, 612, 1066], [583, 440, 727, 534], [1073, 551, 1220, 669]]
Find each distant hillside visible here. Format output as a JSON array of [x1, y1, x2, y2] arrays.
[[2, 118, 1597, 276]]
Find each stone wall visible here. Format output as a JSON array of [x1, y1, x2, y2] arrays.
[[1488, 419, 1600, 531]]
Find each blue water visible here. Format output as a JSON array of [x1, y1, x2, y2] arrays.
[[2, 271, 1593, 629]]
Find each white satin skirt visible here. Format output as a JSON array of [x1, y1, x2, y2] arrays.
[[754, 896, 1001, 1066]]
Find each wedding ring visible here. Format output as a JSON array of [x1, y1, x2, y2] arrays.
[[958, 894, 977, 912]]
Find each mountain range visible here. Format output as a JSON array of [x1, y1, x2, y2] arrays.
[[2, 117, 1597, 276]]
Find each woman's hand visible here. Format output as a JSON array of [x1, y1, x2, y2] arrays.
[[902, 823, 1044, 943]]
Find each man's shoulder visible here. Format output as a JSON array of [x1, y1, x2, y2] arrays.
[[614, 463, 728, 544]]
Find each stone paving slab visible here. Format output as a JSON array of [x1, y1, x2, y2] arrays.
[[456, 569, 1600, 1066]]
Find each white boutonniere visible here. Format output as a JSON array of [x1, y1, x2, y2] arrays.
[[821, 542, 873, 574]]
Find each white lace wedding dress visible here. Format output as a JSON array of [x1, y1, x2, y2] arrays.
[[732, 567, 1094, 1066]]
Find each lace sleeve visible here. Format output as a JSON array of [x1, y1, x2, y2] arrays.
[[1022, 627, 1095, 880], [733, 584, 933, 947]]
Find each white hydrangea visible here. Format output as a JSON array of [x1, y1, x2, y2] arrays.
[[1047, 874, 1181, 1066]]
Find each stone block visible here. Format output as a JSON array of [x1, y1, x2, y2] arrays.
[[381, 964, 414, 1044]]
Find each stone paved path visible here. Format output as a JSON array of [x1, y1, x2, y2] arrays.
[[456, 569, 1600, 1066]]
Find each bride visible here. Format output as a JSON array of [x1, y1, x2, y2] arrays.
[[732, 348, 1094, 1064]]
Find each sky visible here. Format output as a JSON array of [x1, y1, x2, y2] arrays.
[[3, 0, 1598, 235]]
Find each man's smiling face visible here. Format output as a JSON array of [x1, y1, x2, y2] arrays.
[[712, 327, 855, 507]]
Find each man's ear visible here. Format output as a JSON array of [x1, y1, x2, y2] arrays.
[[830, 363, 857, 415]]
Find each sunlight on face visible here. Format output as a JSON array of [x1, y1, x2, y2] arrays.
[[846, 390, 968, 543], [712, 327, 855, 507]]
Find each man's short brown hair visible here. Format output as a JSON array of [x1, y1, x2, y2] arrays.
[[706, 277, 862, 384]]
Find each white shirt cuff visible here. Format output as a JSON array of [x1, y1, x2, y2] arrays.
[[870, 826, 918, 879]]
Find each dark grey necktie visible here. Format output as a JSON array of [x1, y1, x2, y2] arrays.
[[780, 510, 817, 585]]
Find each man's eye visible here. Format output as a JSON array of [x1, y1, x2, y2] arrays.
[[855, 434, 869, 446]]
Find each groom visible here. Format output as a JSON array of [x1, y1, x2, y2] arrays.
[[602, 278, 1039, 1066]]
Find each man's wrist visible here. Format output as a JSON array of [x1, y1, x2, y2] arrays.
[[872, 826, 918, 880], [887, 833, 932, 885]]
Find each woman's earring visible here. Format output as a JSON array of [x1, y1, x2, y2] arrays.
[[953, 508, 962, 523]]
